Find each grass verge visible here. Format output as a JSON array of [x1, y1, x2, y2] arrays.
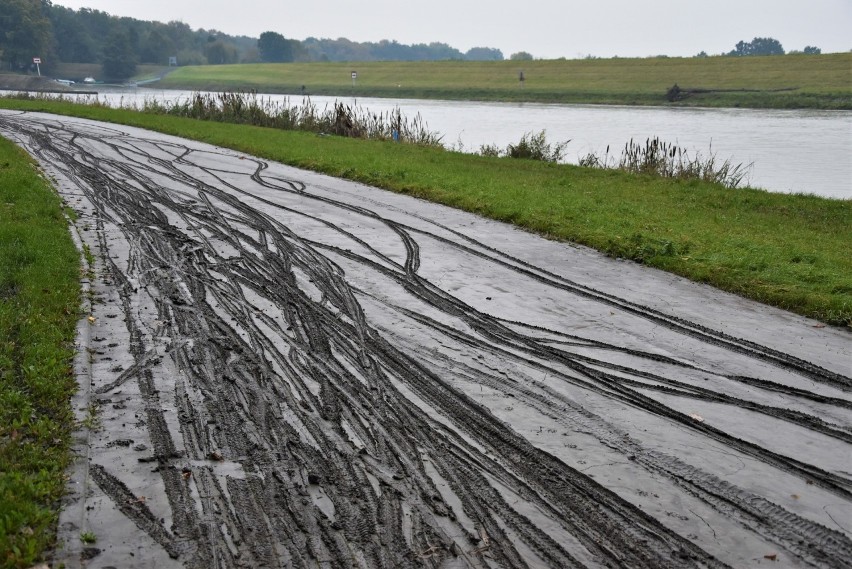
[[0, 136, 80, 568], [152, 55, 852, 109]]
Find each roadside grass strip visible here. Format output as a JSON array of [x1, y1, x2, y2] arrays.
[[0, 137, 80, 568]]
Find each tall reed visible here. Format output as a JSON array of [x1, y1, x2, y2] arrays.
[[580, 137, 751, 188], [138, 92, 444, 147]]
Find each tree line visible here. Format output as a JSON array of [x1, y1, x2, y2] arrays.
[[0, 0, 505, 81], [694, 37, 821, 58], [0, 1, 825, 82]]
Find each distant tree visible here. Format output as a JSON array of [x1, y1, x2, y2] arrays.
[[802, 45, 821, 55], [694, 50, 709, 58], [175, 48, 206, 66], [205, 39, 238, 64], [240, 47, 261, 63], [48, 5, 98, 63], [729, 37, 784, 56], [465, 47, 503, 61], [139, 27, 175, 65], [425, 41, 464, 60], [75, 8, 115, 52], [0, 0, 54, 71], [101, 30, 137, 81], [750, 37, 785, 55], [372, 39, 410, 61], [258, 31, 298, 62], [162, 20, 194, 51], [509, 51, 534, 61]]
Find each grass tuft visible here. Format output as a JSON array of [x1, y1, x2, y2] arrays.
[[579, 137, 751, 188]]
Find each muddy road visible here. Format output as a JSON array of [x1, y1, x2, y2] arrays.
[[1, 111, 850, 569]]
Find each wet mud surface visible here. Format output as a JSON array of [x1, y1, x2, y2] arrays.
[[1, 110, 850, 568]]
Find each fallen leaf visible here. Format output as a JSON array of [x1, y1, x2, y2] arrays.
[[764, 553, 777, 561], [87, 316, 96, 323], [812, 323, 826, 328], [791, 494, 799, 500]]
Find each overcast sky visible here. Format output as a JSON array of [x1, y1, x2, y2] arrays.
[[52, 0, 851, 59]]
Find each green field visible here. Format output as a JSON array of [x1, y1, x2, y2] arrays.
[[153, 54, 852, 109]]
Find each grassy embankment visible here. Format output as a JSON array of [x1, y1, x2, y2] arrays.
[[0, 137, 80, 568], [153, 54, 852, 109], [2, 97, 849, 326]]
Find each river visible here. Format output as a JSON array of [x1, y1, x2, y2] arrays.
[[21, 88, 852, 198]]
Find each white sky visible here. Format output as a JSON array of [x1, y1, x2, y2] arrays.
[[52, 0, 851, 58]]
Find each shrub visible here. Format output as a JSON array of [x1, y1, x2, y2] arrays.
[[504, 130, 569, 163], [579, 137, 751, 188]]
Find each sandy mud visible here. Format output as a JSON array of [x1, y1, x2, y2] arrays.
[[1, 110, 849, 569]]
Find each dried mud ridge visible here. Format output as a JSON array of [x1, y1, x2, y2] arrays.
[[1, 112, 850, 569]]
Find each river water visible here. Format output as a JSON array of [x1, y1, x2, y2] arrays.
[[29, 88, 852, 198]]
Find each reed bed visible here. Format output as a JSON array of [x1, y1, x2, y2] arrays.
[[579, 137, 751, 188], [501, 130, 570, 163], [139, 92, 444, 146]]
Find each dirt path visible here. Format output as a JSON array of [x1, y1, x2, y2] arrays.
[[1, 111, 849, 569]]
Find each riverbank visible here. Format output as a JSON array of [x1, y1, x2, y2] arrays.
[[151, 54, 852, 110], [1, 97, 849, 327], [0, 73, 83, 93]]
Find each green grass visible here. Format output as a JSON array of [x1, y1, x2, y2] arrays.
[[153, 54, 852, 109], [0, 137, 80, 568]]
